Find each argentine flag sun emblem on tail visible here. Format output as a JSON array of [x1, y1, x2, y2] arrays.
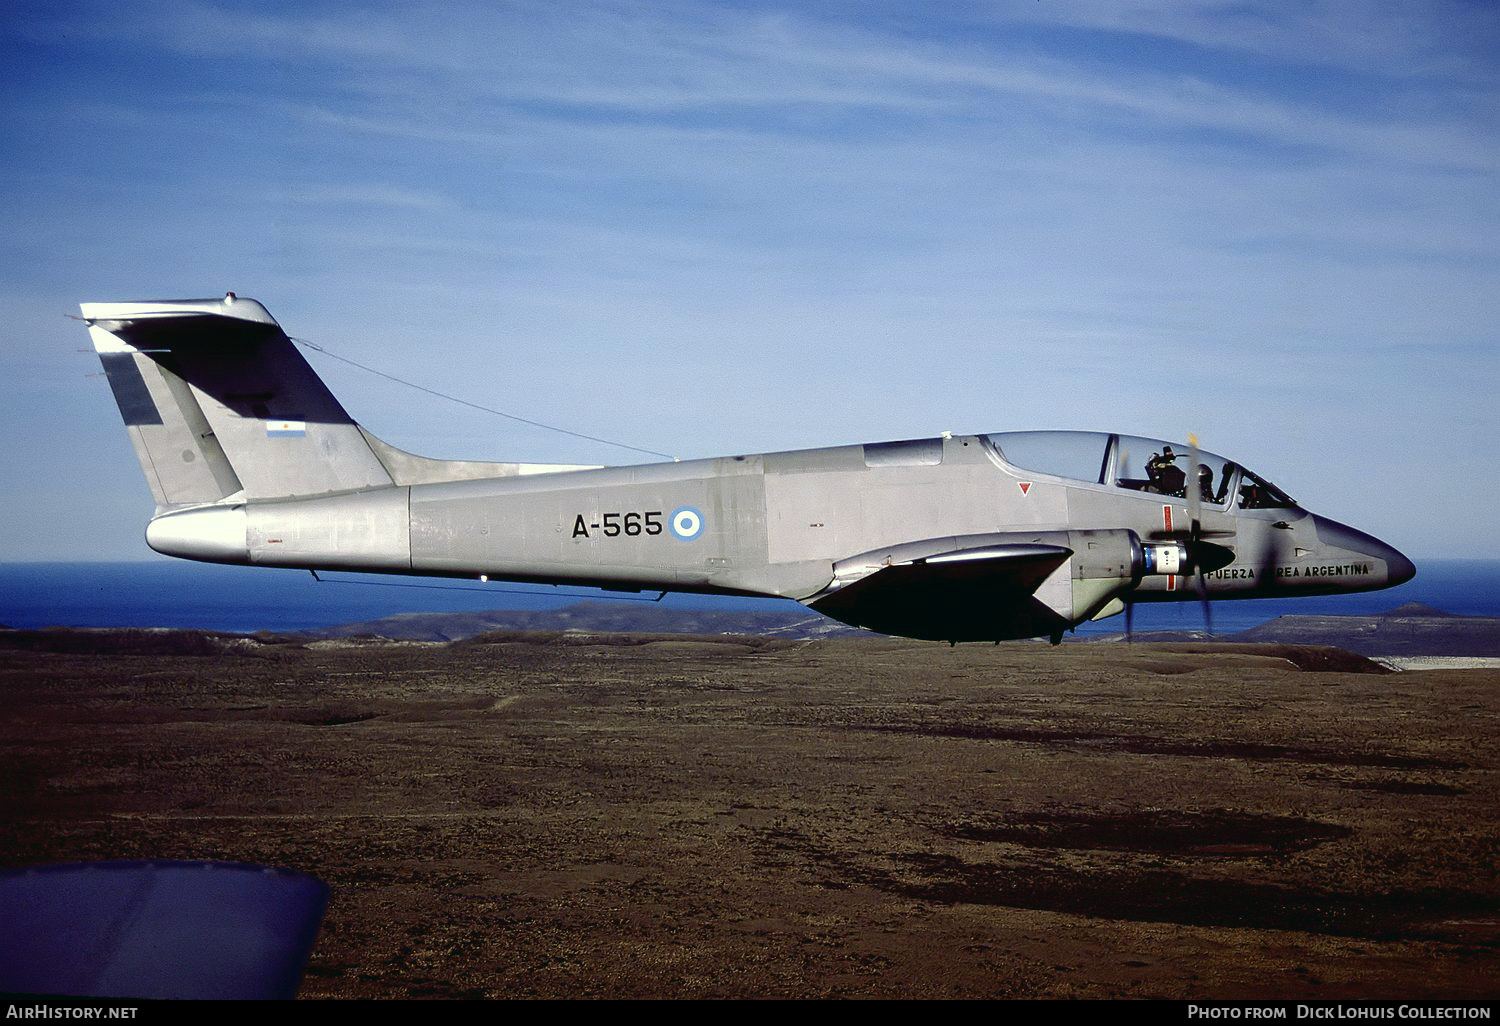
[[265, 420, 306, 438]]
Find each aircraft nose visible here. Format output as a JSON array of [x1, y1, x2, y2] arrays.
[[1385, 546, 1417, 588], [1312, 516, 1416, 587]]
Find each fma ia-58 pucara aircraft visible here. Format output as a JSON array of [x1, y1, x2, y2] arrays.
[[83, 295, 1415, 644]]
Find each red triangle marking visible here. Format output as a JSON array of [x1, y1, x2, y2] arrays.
[[1018, 481, 1032, 495]]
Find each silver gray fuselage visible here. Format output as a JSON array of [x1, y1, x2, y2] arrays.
[[148, 432, 1410, 607]]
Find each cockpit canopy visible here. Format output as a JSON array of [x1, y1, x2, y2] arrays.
[[985, 431, 1296, 510]]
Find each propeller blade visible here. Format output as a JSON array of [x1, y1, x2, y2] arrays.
[[1187, 433, 1202, 528], [1187, 433, 1216, 638], [1252, 525, 1284, 594], [1195, 565, 1214, 638]]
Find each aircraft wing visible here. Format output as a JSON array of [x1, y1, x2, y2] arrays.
[[0, 860, 328, 999], [810, 538, 1074, 642]]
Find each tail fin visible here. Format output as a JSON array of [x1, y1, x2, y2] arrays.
[[83, 295, 393, 508]]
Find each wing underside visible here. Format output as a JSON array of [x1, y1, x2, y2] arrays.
[[810, 541, 1076, 642]]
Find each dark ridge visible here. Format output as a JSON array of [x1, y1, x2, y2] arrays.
[[247, 630, 311, 646], [300, 713, 382, 727], [749, 824, 1500, 943], [1142, 643, 1389, 673], [1341, 779, 1468, 796], [453, 629, 792, 651], [866, 857, 1499, 943], [854, 723, 1464, 770], [943, 810, 1352, 857], [0, 627, 298, 657], [1386, 602, 1462, 618]]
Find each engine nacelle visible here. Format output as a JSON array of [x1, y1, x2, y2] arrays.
[[1141, 542, 1189, 577]]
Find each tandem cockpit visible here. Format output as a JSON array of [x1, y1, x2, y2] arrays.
[[983, 431, 1297, 511]]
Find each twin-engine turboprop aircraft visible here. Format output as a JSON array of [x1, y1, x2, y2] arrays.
[[83, 295, 1414, 644]]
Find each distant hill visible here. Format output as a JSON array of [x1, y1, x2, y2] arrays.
[[293, 600, 1500, 657], [9, 600, 1495, 657], [292, 601, 866, 642], [1227, 605, 1500, 656]]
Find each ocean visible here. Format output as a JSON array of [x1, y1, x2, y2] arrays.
[[0, 559, 1495, 637]]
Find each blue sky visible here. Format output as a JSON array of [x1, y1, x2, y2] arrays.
[[3, 0, 1496, 560]]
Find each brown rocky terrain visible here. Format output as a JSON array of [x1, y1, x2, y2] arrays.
[[1, 630, 1496, 998]]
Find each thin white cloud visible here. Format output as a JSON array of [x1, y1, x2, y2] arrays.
[[29, 1, 1497, 173], [980, 0, 1500, 83], [279, 184, 455, 211]]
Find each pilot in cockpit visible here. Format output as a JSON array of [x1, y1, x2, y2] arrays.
[[1197, 464, 1216, 503], [1145, 446, 1186, 496]]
